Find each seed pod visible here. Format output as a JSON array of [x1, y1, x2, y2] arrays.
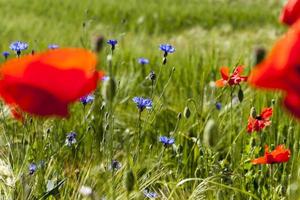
[[250, 107, 257, 118], [102, 77, 116, 102], [271, 99, 275, 105], [162, 57, 167, 65], [254, 47, 266, 65], [238, 88, 244, 102], [183, 106, 191, 119], [92, 35, 105, 53], [203, 119, 218, 147], [149, 71, 156, 81], [124, 169, 135, 192], [177, 112, 182, 120]]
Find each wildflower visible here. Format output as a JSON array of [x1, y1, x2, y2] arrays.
[[110, 160, 122, 170], [143, 189, 159, 199], [0, 48, 104, 117], [252, 145, 291, 164], [138, 58, 149, 65], [247, 107, 272, 133], [29, 163, 37, 175], [65, 132, 77, 146], [159, 44, 175, 57], [107, 39, 118, 51], [2, 51, 9, 59], [215, 102, 222, 110], [48, 44, 59, 49], [159, 136, 175, 146], [280, 0, 300, 26], [102, 76, 110, 82], [132, 97, 152, 112], [248, 20, 300, 118], [79, 185, 93, 196], [9, 41, 28, 56], [79, 94, 95, 105], [215, 66, 248, 87]]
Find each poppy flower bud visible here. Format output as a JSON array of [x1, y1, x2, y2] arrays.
[[254, 47, 266, 65], [93, 35, 105, 53], [163, 57, 167, 65], [149, 71, 156, 81], [203, 119, 218, 147], [238, 88, 244, 102], [271, 99, 276, 105], [102, 77, 116, 102], [177, 112, 182, 120], [250, 107, 257, 118], [105, 124, 109, 131], [124, 169, 135, 192], [183, 106, 191, 119]]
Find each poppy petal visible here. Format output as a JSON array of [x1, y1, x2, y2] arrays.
[[220, 66, 230, 80], [0, 48, 101, 117], [215, 79, 226, 87], [249, 20, 300, 90], [280, 0, 300, 26], [261, 107, 273, 119], [251, 156, 266, 164], [283, 92, 300, 118]]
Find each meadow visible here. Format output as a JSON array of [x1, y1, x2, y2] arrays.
[[0, 0, 299, 199]]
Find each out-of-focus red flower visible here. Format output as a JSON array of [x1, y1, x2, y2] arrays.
[[247, 108, 272, 133], [249, 20, 300, 118], [0, 48, 103, 117], [280, 0, 300, 26], [215, 66, 248, 87], [252, 145, 291, 164]]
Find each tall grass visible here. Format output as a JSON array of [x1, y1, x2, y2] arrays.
[[0, 0, 298, 199]]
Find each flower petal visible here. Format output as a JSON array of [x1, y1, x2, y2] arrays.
[[280, 0, 300, 26], [220, 66, 229, 80]]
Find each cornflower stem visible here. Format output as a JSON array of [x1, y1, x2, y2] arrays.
[[151, 79, 154, 99], [107, 53, 116, 200], [181, 98, 202, 173], [157, 147, 165, 167], [135, 110, 142, 161], [153, 55, 167, 96]]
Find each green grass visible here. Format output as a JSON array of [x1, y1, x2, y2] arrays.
[[0, 0, 299, 199]]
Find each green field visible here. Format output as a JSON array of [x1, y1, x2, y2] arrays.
[[0, 0, 299, 199]]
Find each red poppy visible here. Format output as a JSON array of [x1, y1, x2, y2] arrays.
[[248, 20, 300, 118], [215, 66, 248, 87], [247, 108, 272, 133], [280, 0, 300, 26], [252, 145, 291, 164], [0, 48, 103, 117]]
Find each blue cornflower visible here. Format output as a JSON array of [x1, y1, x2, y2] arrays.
[[48, 44, 59, 49], [29, 163, 37, 175], [107, 39, 118, 50], [110, 160, 122, 171], [159, 44, 175, 56], [159, 136, 175, 146], [138, 58, 149, 65], [143, 189, 159, 199], [215, 102, 222, 110], [102, 76, 110, 82], [2, 51, 9, 59], [9, 41, 28, 56], [80, 94, 95, 105], [65, 132, 77, 146], [132, 97, 152, 112]]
